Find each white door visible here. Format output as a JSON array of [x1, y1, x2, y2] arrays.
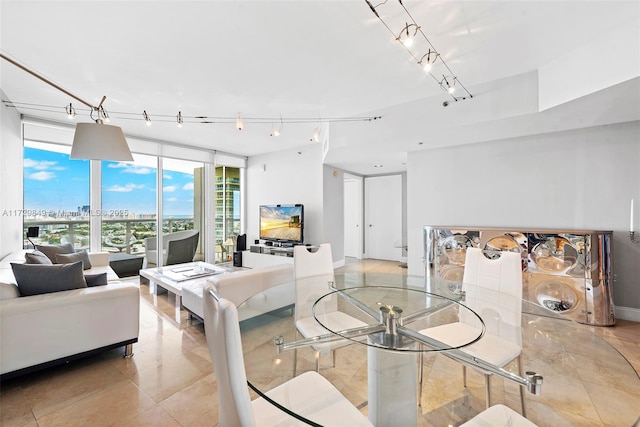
[[344, 174, 363, 258], [365, 175, 402, 261]]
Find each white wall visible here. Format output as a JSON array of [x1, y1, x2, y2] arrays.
[[246, 144, 325, 248], [406, 121, 640, 313], [0, 90, 23, 258], [323, 165, 345, 264]]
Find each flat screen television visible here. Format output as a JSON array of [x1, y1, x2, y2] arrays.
[[259, 204, 304, 245]]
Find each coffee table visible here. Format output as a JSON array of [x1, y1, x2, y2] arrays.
[[140, 261, 227, 321]]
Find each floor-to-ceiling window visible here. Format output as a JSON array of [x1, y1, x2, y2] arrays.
[[215, 166, 241, 263], [23, 141, 91, 249], [101, 154, 158, 256], [21, 122, 245, 266]]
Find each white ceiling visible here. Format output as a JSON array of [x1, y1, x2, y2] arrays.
[[1, 1, 638, 175]]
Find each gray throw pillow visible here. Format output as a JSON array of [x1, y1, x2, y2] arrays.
[[35, 243, 75, 263], [84, 273, 108, 287], [25, 250, 53, 265], [11, 261, 87, 296], [55, 251, 92, 270]]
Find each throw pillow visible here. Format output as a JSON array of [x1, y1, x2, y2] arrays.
[[25, 250, 53, 265], [11, 261, 87, 297], [84, 272, 108, 287], [55, 251, 92, 270], [35, 243, 75, 263]]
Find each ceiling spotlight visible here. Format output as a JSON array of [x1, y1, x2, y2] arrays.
[[65, 103, 76, 119], [270, 123, 280, 137], [440, 75, 457, 94], [311, 127, 320, 142], [143, 110, 151, 126], [418, 49, 439, 73], [177, 111, 183, 128], [236, 114, 243, 131], [397, 23, 419, 48]]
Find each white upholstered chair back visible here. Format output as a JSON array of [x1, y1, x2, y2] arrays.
[[203, 287, 257, 427], [461, 248, 523, 348], [293, 244, 337, 321]]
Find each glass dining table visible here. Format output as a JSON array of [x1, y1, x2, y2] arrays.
[[236, 272, 640, 426]]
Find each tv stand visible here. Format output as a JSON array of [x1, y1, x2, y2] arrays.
[[243, 244, 295, 268]]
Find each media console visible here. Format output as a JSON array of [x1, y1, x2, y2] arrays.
[[243, 244, 295, 268]]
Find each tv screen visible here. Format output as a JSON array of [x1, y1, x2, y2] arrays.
[[259, 204, 304, 244]]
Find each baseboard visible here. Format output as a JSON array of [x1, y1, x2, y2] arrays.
[[615, 306, 640, 322]]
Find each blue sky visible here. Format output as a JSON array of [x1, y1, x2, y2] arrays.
[[24, 147, 195, 216]]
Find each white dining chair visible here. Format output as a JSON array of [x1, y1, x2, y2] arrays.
[[460, 404, 537, 426], [203, 286, 373, 427], [293, 243, 367, 375], [419, 247, 527, 415]]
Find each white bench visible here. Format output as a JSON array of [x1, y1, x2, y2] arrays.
[[182, 264, 294, 322]]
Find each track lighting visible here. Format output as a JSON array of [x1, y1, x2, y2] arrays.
[[65, 103, 76, 119], [98, 105, 110, 123], [236, 114, 243, 131], [440, 75, 457, 94], [418, 50, 439, 73], [397, 23, 419, 48], [177, 111, 183, 128], [0, 53, 133, 161], [143, 110, 152, 126], [270, 123, 280, 137], [365, 0, 473, 102]]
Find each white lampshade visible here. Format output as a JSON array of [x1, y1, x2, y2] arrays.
[[70, 122, 133, 161]]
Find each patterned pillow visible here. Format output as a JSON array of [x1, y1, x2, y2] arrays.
[[11, 261, 87, 296], [55, 251, 92, 270], [34, 243, 75, 263]]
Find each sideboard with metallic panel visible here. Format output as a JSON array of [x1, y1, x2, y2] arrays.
[[423, 226, 615, 326]]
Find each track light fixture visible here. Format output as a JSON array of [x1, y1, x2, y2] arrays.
[[143, 110, 152, 126], [236, 114, 243, 131], [397, 23, 419, 48], [270, 123, 280, 137], [0, 52, 133, 161], [65, 103, 76, 119], [418, 49, 439, 73], [440, 75, 456, 94], [364, 0, 473, 102], [98, 105, 110, 123], [177, 111, 183, 128]]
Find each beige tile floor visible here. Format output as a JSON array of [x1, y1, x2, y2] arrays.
[[1, 258, 638, 426]]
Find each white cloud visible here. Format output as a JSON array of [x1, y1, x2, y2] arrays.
[[104, 183, 145, 192], [182, 182, 194, 191], [163, 185, 177, 192], [24, 159, 59, 170], [164, 173, 173, 179], [28, 171, 56, 181], [165, 197, 178, 202], [108, 162, 153, 175]]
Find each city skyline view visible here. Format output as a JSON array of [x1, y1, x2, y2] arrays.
[[24, 146, 196, 217]]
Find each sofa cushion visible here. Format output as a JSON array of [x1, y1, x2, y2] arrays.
[[35, 243, 75, 263], [55, 251, 92, 270], [25, 250, 53, 265], [0, 281, 20, 300], [84, 272, 108, 287], [11, 261, 87, 296]]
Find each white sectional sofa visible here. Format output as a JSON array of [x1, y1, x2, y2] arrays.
[[182, 264, 294, 322], [0, 250, 140, 380]]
